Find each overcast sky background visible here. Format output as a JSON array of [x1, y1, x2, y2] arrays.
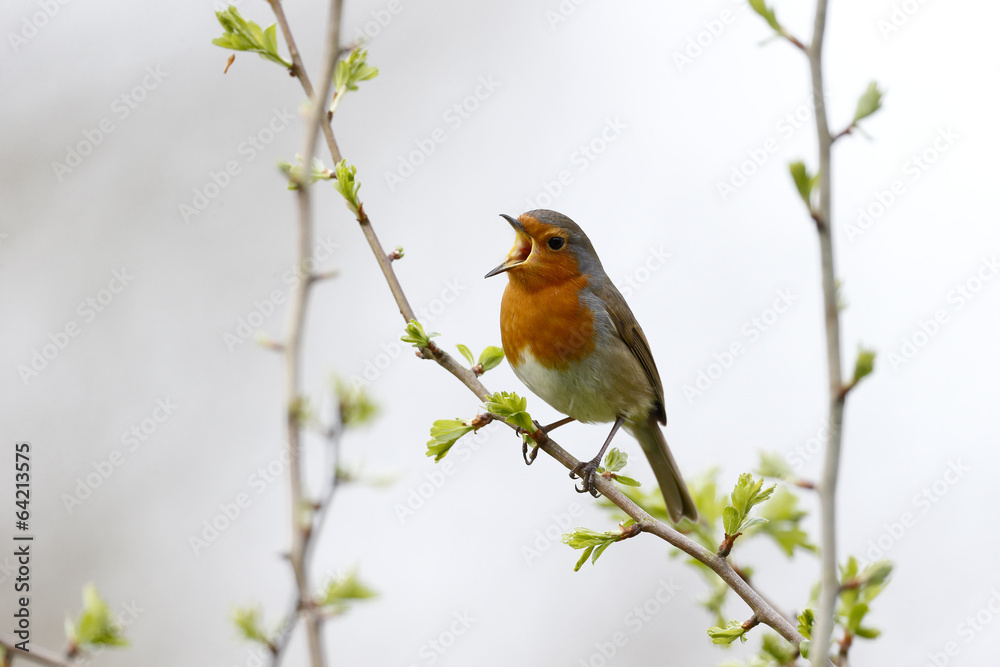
[[2, 0, 999, 665]]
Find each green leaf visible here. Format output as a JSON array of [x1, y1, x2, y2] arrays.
[[232, 606, 269, 645], [279, 156, 332, 190], [603, 448, 628, 472], [596, 449, 640, 487], [861, 560, 893, 586], [330, 47, 379, 114], [835, 558, 891, 643], [334, 378, 378, 427], [748, 0, 782, 33], [756, 450, 793, 480], [477, 346, 505, 372], [319, 569, 377, 612], [456, 344, 475, 366], [797, 608, 814, 639], [707, 619, 749, 645], [401, 320, 440, 349], [845, 602, 869, 634], [686, 468, 727, 537], [853, 346, 876, 385], [840, 555, 860, 582], [482, 391, 535, 444], [332, 159, 364, 217], [731, 473, 774, 516], [761, 633, 797, 663], [574, 546, 594, 572], [333, 48, 379, 92], [505, 411, 535, 433], [789, 161, 819, 207], [757, 486, 818, 557], [66, 584, 129, 649], [722, 505, 741, 536], [562, 521, 635, 571], [212, 6, 292, 69], [426, 419, 474, 461], [482, 391, 527, 418], [722, 473, 775, 541], [853, 81, 884, 124]]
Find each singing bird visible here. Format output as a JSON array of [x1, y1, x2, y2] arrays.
[[485, 209, 697, 522]]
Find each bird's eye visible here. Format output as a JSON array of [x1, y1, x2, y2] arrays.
[[547, 236, 566, 250]]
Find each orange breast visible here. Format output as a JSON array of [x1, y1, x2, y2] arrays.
[[501, 274, 596, 370]]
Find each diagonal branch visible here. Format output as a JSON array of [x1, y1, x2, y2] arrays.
[[0, 636, 72, 667]]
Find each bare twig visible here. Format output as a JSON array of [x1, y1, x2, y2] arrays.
[[0, 637, 72, 667], [804, 0, 847, 664], [266, 1, 344, 666], [731, 563, 796, 626]]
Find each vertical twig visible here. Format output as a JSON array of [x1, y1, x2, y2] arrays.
[[805, 0, 846, 663], [272, 1, 343, 665]]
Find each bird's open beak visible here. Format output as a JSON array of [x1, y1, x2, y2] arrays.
[[485, 214, 532, 278]]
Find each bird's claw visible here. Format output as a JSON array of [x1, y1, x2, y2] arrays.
[[570, 460, 601, 497], [521, 420, 549, 466], [522, 439, 539, 465]]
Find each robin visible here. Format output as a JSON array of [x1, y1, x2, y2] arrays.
[[485, 209, 698, 523]]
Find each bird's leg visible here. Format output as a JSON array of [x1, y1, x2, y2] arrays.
[[541, 416, 576, 433], [523, 417, 576, 465], [570, 416, 625, 497]]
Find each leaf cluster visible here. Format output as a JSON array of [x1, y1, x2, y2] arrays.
[[212, 6, 291, 69], [561, 520, 637, 572], [456, 343, 505, 375], [65, 584, 129, 650]]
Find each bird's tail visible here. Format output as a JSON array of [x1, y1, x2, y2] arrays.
[[628, 414, 698, 523]]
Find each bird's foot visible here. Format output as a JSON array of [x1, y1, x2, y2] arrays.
[[521, 419, 552, 465], [570, 458, 601, 498], [522, 437, 540, 465]]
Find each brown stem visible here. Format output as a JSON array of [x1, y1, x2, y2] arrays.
[[0, 635, 74, 667], [718, 532, 741, 558], [804, 0, 847, 664], [266, 1, 343, 665]]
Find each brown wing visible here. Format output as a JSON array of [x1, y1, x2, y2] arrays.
[[599, 285, 668, 424]]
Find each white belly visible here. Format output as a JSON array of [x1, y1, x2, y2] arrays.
[[511, 351, 621, 424]]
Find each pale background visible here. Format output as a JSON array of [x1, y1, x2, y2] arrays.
[[2, 0, 998, 665]]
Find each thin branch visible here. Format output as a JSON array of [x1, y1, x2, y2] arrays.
[[267, 0, 342, 165], [526, 426, 805, 646], [785, 34, 808, 52], [805, 0, 847, 664], [831, 125, 853, 143], [732, 563, 796, 626], [0, 637, 72, 667], [268, 1, 344, 666]]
